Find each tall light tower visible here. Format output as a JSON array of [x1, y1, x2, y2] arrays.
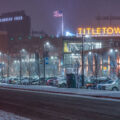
[[81, 35, 85, 87]]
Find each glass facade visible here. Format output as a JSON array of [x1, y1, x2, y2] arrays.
[[63, 37, 120, 79]]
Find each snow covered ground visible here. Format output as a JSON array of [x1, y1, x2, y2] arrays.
[[0, 83, 120, 99], [0, 110, 30, 120]]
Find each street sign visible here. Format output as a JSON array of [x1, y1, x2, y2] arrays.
[[45, 57, 49, 64]]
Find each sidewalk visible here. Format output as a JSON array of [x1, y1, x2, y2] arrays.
[[0, 83, 120, 100], [0, 110, 30, 120]]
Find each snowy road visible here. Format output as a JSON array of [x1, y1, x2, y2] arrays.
[[0, 84, 120, 100], [0, 110, 30, 120], [0, 88, 119, 120]]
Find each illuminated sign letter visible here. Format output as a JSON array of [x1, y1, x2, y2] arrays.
[[96, 28, 101, 35], [77, 27, 120, 36], [107, 27, 114, 34], [102, 27, 107, 34], [78, 28, 82, 35], [83, 28, 86, 35], [91, 28, 96, 35], [86, 28, 91, 34], [114, 27, 120, 34]]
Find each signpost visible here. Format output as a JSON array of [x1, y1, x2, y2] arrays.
[[45, 57, 49, 64]]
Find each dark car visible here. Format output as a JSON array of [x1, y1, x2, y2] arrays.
[[46, 78, 58, 86]]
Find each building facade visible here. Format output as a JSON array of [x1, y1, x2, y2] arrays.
[[0, 11, 31, 37], [63, 36, 120, 78]]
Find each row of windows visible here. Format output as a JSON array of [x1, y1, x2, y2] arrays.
[[0, 16, 23, 23]]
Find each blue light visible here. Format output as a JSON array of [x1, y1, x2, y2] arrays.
[[65, 31, 75, 37], [61, 61, 63, 66]]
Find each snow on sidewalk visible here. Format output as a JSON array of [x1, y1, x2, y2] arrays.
[[0, 83, 120, 99], [0, 110, 31, 120]]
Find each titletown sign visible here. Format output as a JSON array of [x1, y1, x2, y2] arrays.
[[77, 27, 120, 36]]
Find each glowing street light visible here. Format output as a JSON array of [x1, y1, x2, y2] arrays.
[[85, 34, 90, 38], [66, 31, 72, 36], [65, 31, 75, 37], [21, 48, 25, 52], [115, 49, 118, 52], [110, 49, 113, 53], [88, 51, 92, 55], [51, 56, 54, 59], [45, 42, 50, 46]]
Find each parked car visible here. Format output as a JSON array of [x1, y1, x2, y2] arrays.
[[19, 77, 29, 85], [31, 78, 40, 85], [97, 79, 120, 91], [86, 77, 110, 89], [46, 78, 58, 86], [57, 78, 67, 88]]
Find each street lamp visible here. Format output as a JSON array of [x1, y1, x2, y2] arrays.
[[43, 41, 50, 83], [19, 48, 26, 84], [115, 49, 118, 52], [110, 49, 113, 53], [81, 35, 85, 87], [46, 42, 50, 46], [0, 52, 4, 81], [81, 35, 91, 87], [88, 51, 92, 55]]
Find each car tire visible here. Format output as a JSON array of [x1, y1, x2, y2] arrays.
[[60, 83, 66, 88], [112, 87, 119, 91]]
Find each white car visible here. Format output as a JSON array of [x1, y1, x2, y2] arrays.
[[97, 80, 120, 91], [57, 78, 67, 88]]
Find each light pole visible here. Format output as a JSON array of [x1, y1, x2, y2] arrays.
[[43, 42, 50, 83], [35, 51, 40, 84], [81, 35, 85, 87], [19, 49, 26, 84], [7, 53, 10, 80]]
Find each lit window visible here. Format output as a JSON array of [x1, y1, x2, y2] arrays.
[[14, 16, 23, 21]]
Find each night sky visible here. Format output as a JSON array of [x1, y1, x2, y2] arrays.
[[0, 0, 120, 35]]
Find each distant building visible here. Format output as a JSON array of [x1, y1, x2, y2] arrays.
[[8, 35, 63, 58], [0, 31, 9, 53], [0, 11, 31, 37]]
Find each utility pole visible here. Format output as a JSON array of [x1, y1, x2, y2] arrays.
[[7, 54, 10, 79], [37, 53, 40, 85], [81, 35, 85, 87], [43, 46, 46, 84], [35, 51, 40, 84], [19, 54, 22, 84], [43, 56, 45, 83], [28, 53, 31, 85]]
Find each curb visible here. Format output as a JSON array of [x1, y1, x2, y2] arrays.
[[0, 86, 120, 100]]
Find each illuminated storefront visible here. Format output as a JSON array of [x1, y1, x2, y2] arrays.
[[63, 27, 120, 78]]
